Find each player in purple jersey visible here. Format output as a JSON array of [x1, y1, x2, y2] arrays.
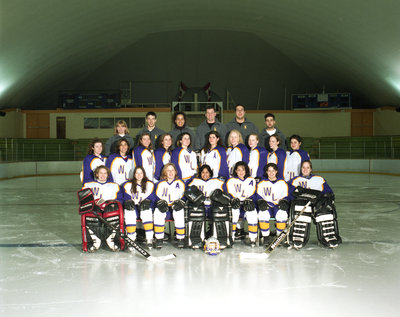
[[106, 138, 134, 185], [267, 134, 287, 179], [81, 137, 107, 185], [288, 160, 341, 249], [154, 133, 172, 182], [133, 132, 156, 183]]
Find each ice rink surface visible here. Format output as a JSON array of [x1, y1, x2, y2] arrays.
[[0, 173, 399, 317]]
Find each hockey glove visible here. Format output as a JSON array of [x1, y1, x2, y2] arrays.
[[156, 199, 169, 213], [257, 199, 270, 211], [278, 199, 290, 211], [123, 200, 136, 210], [230, 198, 241, 209], [139, 199, 152, 211], [210, 189, 231, 206], [172, 199, 185, 211], [243, 198, 255, 211]]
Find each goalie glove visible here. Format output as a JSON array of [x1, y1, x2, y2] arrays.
[[172, 199, 185, 211], [77, 188, 95, 215], [123, 200, 136, 210], [230, 198, 241, 209], [156, 199, 169, 213], [278, 199, 290, 211], [139, 199, 152, 211], [185, 185, 205, 205], [243, 198, 255, 212], [257, 199, 271, 211], [210, 189, 231, 206], [293, 186, 322, 205]]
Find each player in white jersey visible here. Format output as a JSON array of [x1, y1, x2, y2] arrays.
[[200, 131, 229, 180], [255, 163, 291, 245], [288, 160, 341, 249], [81, 138, 107, 184], [171, 132, 198, 183], [133, 132, 156, 182], [106, 138, 134, 185], [284, 134, 310, 181], [267, 134, 287, 179], [225, 161, 257, 246], [154, 133, 172, 182], [226, 130, 250, 176], [248, 133, 268, 179], [120, 166, 155, 249], [153, 163, 186, 249], [80, 165, 125, 252]]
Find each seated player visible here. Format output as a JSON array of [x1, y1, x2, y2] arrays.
[[288, 160, 341, 249], [120, 166, 155, 249], [225, 161, 257, 246], [153, 163, 186, 249], [255, 163, 291, 246], [106, 138, 134, 185], [187, 165, 229, 248], [79, 165, 124, 252], [81, 137, 107, 185]]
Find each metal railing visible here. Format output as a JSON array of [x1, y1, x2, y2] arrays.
[[1, 136, 399, 162]]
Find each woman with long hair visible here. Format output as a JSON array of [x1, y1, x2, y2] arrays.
[[171, 132, 198, 183], [200, 131, 229, 180], [267, 134, 287, 179], [226, 129, 249, 176], [105, 138, 134, 185], [154, 133, 173, 182], [81, 137, 107, 184], [120, 166, 155, 249], [105, 120, 135, 156], [133, 132, 156, 182]]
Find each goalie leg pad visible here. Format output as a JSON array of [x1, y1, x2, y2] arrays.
[[289, 201, 312, 249], [211, 204, 233, 248], [314, 202, 341, 248], [103, 201, 125, 251], [186, 204, 206, 248], [81, 213, 102, 252]]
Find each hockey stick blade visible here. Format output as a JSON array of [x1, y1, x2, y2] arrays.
[[239, 252, 269, 260], [92, 210, 176, 262]]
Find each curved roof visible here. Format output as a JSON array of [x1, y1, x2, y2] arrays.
[[1, 0, 400, 109]]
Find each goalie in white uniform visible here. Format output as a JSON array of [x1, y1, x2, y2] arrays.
[[153, 163, 186, 249], [255, 162, 292, 246], [225, 161, 258, 246], [79, 165, 125, 252], [187, 165, 231, 248], [288, 160, 342, 249], [120, 166, 155, 249]]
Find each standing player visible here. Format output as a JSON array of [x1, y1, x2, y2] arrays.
[[255, 163, 291, 245], [171, 132, 198, 183], [200, 131, 229, 180], [106, 138, 134, 185], [267, 134, 287, 179], [79, 165, 125, 252], [153, 163, 186, 249], [225, 161, 257, 246], [284, 134, 310, 181], [133, 132, 156, 182], [288, 160, 341, 249], [154, 133, 172, 182], [81, 137, 107, 184], [248, 133, 268, 179], [120, 166, 155, 249], [105, 120, 135, 156], [226, 130, 249, 176]]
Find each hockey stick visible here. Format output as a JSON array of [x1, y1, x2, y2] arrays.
[[92, 209, 176, 262], [240, 200, 312, 260]]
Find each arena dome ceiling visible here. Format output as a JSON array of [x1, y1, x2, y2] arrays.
[[1, 0, 400, 109]]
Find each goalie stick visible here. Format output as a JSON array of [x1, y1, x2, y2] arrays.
[[91, 208, 176, 262], [78, 190, 176, 262], [240, 187, 322, 260]]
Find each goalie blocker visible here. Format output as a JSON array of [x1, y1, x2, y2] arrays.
[[78, 189, 125, 252]]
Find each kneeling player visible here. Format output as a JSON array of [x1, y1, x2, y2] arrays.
[[153, 163, 186, 248], [120, 166, 155, 249], [78, 165, 125, 252], [255, 163, 291, 246], [288, 160, 342, 249]]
